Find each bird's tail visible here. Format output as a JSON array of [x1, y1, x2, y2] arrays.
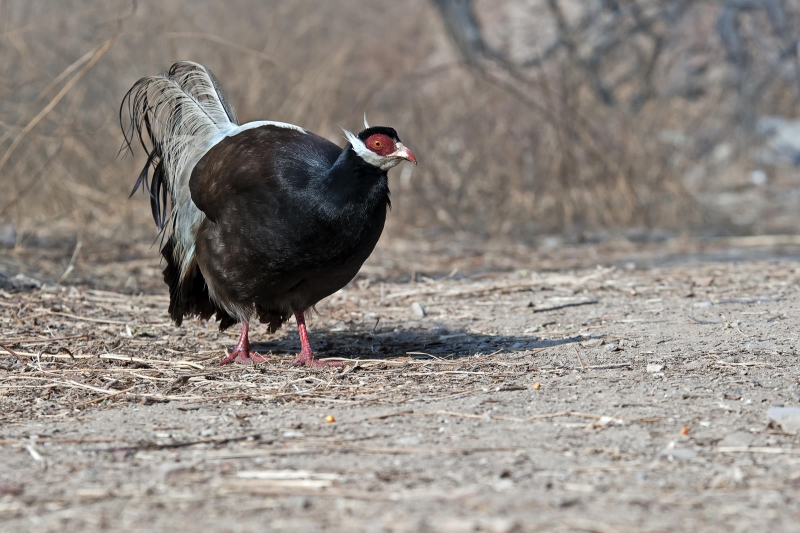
[[120, 61, 239, 278]]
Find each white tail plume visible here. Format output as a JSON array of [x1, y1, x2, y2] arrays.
[[120, 61, 239, 278]]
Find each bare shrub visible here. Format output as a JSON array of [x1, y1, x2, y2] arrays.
[[432, 0, 800, 235]]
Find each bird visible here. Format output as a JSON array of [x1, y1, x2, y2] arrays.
[[119, 61, 416, 367]]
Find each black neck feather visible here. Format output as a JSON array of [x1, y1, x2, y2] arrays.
[[321, 143, 390, 206]]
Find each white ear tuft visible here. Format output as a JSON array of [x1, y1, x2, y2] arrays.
[[363, 112, 370, 129], [342, 126, 403, 171]]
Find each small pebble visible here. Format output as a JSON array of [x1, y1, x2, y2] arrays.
[[325, 415, 335, 423], [411, 302, 426, 318], [680, 426, 690, 436], [749, 169, 767, 185], [532, 382, 541, 390]]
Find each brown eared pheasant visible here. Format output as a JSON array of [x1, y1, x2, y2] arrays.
[[120, 61, 416, 367]]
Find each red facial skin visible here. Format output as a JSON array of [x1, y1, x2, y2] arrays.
[[364, 134, 395, 156]]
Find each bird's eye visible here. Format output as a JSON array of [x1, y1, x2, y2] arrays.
[[373, 140, 382, 148]]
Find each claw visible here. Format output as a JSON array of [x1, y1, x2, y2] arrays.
[[290, 348, 342, 368], [219, 348, 268, 365]]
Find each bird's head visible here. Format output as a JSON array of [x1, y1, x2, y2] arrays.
[[343, 116, 417, 171]]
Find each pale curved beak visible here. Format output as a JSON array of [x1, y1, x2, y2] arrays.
[[390, 142, 417, 165]]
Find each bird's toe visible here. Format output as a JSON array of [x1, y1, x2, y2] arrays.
[[290, 352, 342, 368], [219, 350, 269, 365]]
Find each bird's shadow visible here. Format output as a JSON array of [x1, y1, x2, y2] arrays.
[[249, 322, 582, 361]]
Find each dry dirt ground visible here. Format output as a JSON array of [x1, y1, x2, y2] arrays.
[[3, 236, 800, 532]]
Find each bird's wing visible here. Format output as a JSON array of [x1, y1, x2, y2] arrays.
[[189, 124, 339, 222]]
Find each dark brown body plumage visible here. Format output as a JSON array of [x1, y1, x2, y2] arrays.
[[162, 124, 390, 333]]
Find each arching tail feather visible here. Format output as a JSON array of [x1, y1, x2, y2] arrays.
[[161, 237, 237, 331], [128, 150, 154, 198], [151, 160, 169, 230], [119, 61, 240, 278], [204, 66, 238, 125]]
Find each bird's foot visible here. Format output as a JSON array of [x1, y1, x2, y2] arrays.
[[290, 348, 342, 368], [219, 322, 268, 365], [219, 348, 269, 365]]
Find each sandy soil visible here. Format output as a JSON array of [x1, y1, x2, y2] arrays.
[[2, 237, 800, 532]]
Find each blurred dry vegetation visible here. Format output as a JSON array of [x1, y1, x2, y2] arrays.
[[2, 0, 800, 254]]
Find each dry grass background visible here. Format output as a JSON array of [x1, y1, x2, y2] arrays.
[[1, 0, 800, 253]]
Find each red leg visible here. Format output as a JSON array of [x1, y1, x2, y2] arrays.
[[290, 311, 341, 367], [219, 322, 269, 365]]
